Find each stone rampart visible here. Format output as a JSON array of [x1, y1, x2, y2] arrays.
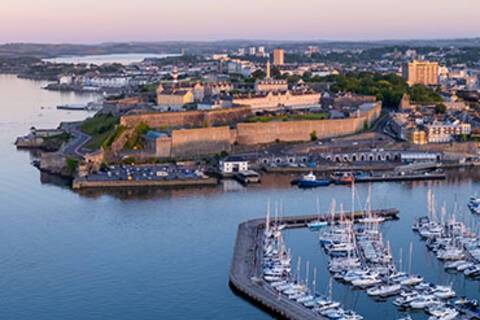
[[120, 106, 251, 129]]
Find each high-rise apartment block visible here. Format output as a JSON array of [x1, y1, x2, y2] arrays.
[[273, 48, 284, 66], [403, 60, 439, 86]]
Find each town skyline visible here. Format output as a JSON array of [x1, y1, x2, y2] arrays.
[[1, 0, 479, 43]]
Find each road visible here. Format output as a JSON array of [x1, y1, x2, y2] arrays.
[[60, 123, 91, 158]]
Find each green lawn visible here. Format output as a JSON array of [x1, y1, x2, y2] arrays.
[[246, 113, 329, 123], [80, 113, 119, 151]]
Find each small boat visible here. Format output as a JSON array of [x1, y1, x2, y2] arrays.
[[308, 220, 328, 230], [331, 172, 354, 185], [444, 260, 467, 271], [432, 285, 455, 299], [409, 295, 437, 309], [400, 275, 423, 286], [427, 306, 459, 320], [358, 216, 385, 224], [464, 265, 480, 277], [367, 284, 401, 297], [351, 275, 382, 288], [296, 172, 331, 188]]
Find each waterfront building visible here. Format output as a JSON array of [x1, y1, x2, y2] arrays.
[[273, 48, 285, 66], [403, 60, 439, 86], [220, 156, 249, 174]]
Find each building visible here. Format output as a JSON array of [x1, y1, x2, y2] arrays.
[[233, 90, 321, 112], [403, 60, 439, 86], [399, 93, 412, 111], [248, 47, 257, 56], [257, 46, 266, 57], [254, 79, 288, 93], [400, 152, 440, 163], [426, 121, 471, 143], [273, 48, 285, 66], [407, 129, 427, 145], [220, 156, 249, 174], [204, 81, 233, 97], [156, 86, 194, 110], [226, 60, 255, 77]]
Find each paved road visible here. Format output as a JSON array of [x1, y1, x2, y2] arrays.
[[61, 123, 91, 158]]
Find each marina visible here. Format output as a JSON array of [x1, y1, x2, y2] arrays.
[[229, 208, 399, 320], [231, 183, 480, 320]]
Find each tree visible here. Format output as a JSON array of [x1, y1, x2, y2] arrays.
[[251, 69, 266, 80], [435, 103, 447, 114], [310, 131, 318, 141]]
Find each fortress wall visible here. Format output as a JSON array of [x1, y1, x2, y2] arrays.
[[120, 106, 251, 129], [235, 117, 366, 145], [171, 126, 232, 158]]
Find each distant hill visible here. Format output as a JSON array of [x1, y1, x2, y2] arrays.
[[0, 38, 479, 58]]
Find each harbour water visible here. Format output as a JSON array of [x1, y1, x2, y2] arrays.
[[43, 53, 181, 65], [1, 74, 480, 319]]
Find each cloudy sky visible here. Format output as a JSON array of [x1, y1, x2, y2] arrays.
[[1, 0, 479, 43]]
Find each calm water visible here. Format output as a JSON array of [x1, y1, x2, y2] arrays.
[[1, 74, 480, 320], [43, 53, 180, 65]]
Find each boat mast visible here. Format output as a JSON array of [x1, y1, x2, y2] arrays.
[[265, 200, 271, 236], [398, 247, 403, 273], [305, 260, 310, 288], [408, 241, 413, 275]]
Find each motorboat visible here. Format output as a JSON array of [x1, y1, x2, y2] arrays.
[[351, 275, 382, 288], [331, 172, 354, 185], [409, 295, 438, 309], [457, 262, 474, 271], [400, 275, 423, 286], [444, 260, 467, 271], [296, 172, 331, 188], [340, 310, 363, 320], [358, 216, 385, 224], [464, 265, 480, 277], [432, 285, 455, 299], [308, 220, 328, 230], [367, 284, 401, 297]]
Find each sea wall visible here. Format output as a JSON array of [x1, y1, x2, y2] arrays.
[[120, 106, 252, 129]]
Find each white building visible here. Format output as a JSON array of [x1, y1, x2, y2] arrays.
[[220, 156, 249, 174]]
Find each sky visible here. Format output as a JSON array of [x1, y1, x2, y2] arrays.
[[0, 0, 479, 43]]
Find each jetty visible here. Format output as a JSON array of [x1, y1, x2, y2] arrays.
[[229, 208, 399, 320], [355, 172, 446, 183]]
